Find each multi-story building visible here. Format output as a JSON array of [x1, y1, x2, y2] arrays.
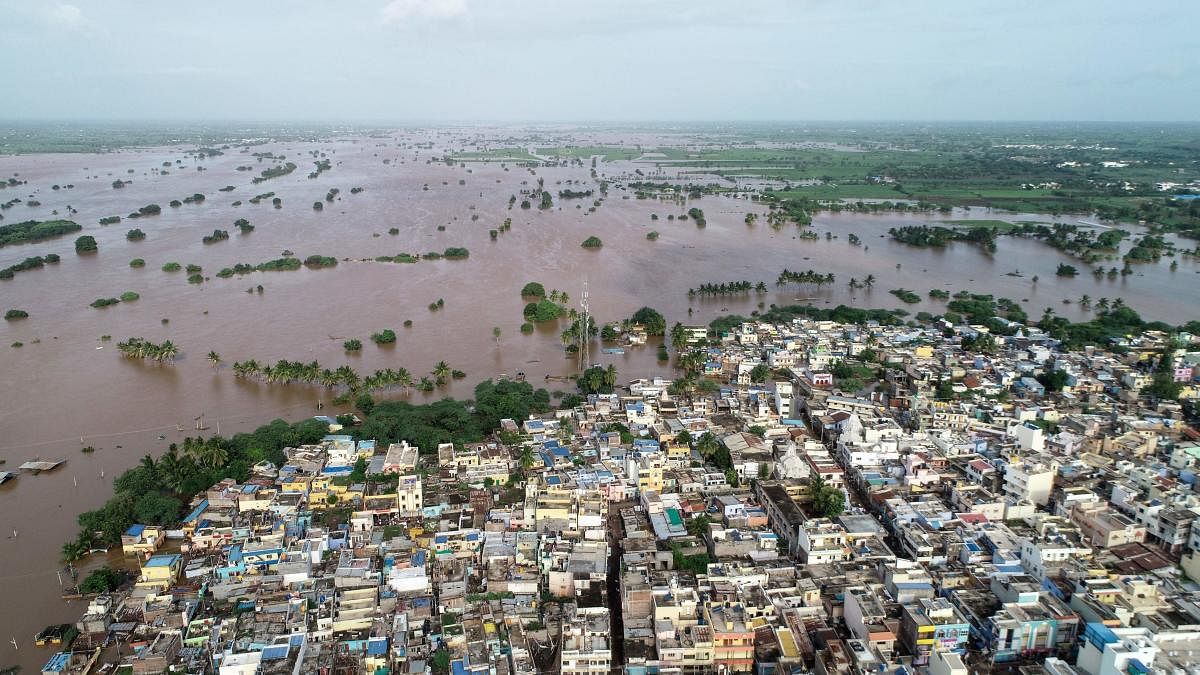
[[1004, 459, 1058, 507], [560, 607, 611, 675], [899, 598, 970, 667]]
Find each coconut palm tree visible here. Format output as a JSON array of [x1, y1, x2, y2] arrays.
[[189, 439, 227, 469], [863, 274, 876, 288], [61, 539, 89, 563], [433, 361, 451, 385], [157, 340, 178, 362], [207, 351, 221, 368]]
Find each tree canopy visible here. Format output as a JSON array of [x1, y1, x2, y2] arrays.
[[630, 306, 666, 335]]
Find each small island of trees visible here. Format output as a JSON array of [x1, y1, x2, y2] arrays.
[[116, 337, 178, 362], [75, 235, 98, 253], [889, 288, 921, 304], [523, 299, 565, 323], [202, 229, 230, 244], [126, 228, 145, 241], [4, 309, 29, 320], [776, 268, 835, 288], [1, 253, 59, 280], [304, 255, 337, 268], [629, 306, 666, 335]]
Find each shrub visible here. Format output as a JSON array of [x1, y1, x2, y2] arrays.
[[90, 298, 120, 308], [521, 282, 546, 298], [126, 229, 145, 240], [5, 309, 29, 320], [202, 229, 230, 244], [523, 299, 564, 322], [119, 291, 139, 302], [304, 255, 337, 268], [162, 262, 181, 272], [581, 236, 603, 249], [74, 235, 98, 253], [344, 339, 362, 351], [130, 258, 145, 268], [372, 329, 397, 344], [520, 322, 534, 333]]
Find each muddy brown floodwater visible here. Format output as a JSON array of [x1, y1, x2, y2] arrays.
[[0, 132, 1197, 667]]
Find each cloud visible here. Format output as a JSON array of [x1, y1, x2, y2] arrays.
[[380, 0, 468, 24], [48, 3, 84, 28]]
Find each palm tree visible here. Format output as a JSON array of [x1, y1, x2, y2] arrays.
[[139, 453, 158, 475], [696, 432, 720, 459], [493, 326, 501, 343], [433, 361, 451, 385], [61, 539, 89, 563], [1096, 297, 1110, 311], [519, 446, 535, 474], [808, 474, 827, 497], [1079, 294, 1092, 310], [207, 351, 221, 368], [193, 440, 227, 469], [158, 340, 178, 362], [863, 274, 875, 288]]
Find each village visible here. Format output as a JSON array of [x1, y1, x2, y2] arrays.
[[30, 313, 1200, 675]]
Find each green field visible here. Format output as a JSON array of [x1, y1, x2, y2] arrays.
[[451, 148, 541, 162], [535, 146, 645, 161], [939, 219, 1018, 231]]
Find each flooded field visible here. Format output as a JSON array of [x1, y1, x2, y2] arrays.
[[0, 131, 1197, 664]]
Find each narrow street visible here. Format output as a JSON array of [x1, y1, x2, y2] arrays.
[[606, 508, 626, 673]]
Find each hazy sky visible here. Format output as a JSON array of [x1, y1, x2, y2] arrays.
[[1, 0, 1195, 122]]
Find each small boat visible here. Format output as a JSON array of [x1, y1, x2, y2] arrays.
[[0, 471, 14, 485], [602, 348, 625, 355]]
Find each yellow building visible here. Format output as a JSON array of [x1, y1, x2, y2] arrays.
[[136, 553, 182, 591]]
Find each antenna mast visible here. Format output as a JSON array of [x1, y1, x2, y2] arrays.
[[579, 280, 590, 372]]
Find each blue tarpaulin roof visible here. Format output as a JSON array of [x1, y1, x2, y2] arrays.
[[42, 652, 70, 673]]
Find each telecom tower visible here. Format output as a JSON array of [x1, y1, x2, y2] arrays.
[[578, 280, 590, 371]]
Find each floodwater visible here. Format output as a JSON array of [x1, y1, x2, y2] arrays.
[[0, 132, 1196, 666]]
